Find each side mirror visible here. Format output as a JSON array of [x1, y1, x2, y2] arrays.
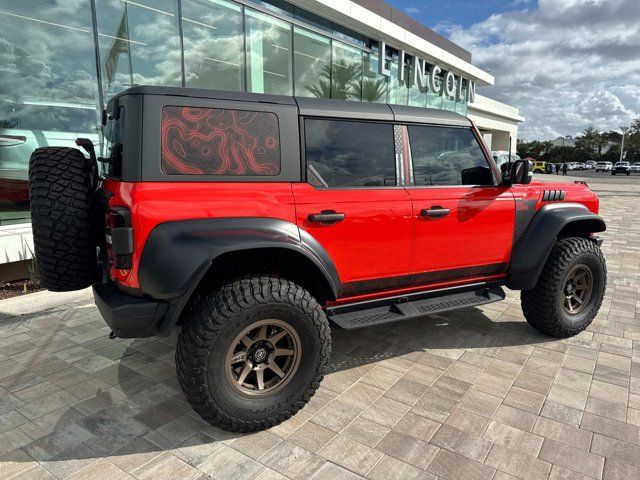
[[501, 159, 532, 186]]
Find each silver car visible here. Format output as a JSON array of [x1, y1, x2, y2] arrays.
[[0, 100, 98, 224]]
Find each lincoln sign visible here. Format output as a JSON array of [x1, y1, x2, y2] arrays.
[[378, 40, 476, 103]]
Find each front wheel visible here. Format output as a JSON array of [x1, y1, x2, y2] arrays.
[[521, 237, 606, 338], [176, 276, 331, 432]]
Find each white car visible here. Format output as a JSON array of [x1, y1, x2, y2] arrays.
[[595, 161, 613, 172], [0, 100, 98, 222], [585, 161, 596, 169], [630, 163, 640, 174], [564, 162, 577, 171]]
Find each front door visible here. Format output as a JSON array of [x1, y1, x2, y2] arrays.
[[403, 124, 515, 283], [293, 118, 412, 297]]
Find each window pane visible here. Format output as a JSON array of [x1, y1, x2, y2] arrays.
[[387, 61, 408, 106], [0, 0, 98, 225], [331, 42, 362, 101], [183, 0, 243, 91], [427, 74, 443, 109], [409, 126, 492, 186], [294, 27, 330, 98], [305, 119, 395, 188], [246, 9, 292, 95], [161, 106, 280, 175], [96, 0, 181, 100], [408, 70, 426, 108], [456, 80, 468, 115], [362, 50, 388, 103]]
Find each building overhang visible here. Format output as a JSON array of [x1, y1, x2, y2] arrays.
[[290, 0, 495, 87]]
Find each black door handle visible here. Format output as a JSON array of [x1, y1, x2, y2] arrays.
[[308, 210, 345, 224], [420, 206, 450, 218]]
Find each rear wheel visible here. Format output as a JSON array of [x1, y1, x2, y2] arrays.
[[176, 276, 331, 432], [521, 237, 606, 338], [28, 147, 98, 291]]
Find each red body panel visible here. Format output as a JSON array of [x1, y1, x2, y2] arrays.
[[406, 186, 515, 274], [292, 183, 413, 283], [103, 176, 600, 302], [102, 180, 296, 289]]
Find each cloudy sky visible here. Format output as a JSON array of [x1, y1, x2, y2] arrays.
[[388, 0, 640, 140]]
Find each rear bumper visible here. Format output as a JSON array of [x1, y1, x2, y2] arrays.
[[93, 282, 169, 338]]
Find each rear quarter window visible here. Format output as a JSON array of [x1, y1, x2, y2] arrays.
[[161, 106, 280, 176]]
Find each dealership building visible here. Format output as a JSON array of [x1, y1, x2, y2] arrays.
[[0, 0, 523, 279]]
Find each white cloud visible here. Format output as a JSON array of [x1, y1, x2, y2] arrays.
[[441, 0, 640, 140], [405, 6, 424, 15]]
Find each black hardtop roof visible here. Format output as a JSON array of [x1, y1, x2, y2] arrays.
[[112, 86, 471, 126]]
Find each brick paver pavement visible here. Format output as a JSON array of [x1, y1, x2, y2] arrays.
[[0, 180, 639, 479]]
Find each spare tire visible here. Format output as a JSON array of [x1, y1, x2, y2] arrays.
[[29, 147, 98, 291]]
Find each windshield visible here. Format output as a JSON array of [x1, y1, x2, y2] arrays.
[[0, 100, 96, 132]]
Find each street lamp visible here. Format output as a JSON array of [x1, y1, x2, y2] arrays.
[[620, 127, 629, 162]]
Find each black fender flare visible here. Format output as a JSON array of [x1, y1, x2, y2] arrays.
[[507, 203, 606, 290], [138, 217, 340, 334]]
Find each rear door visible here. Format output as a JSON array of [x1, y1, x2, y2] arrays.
[[403, 124, 515, 284], [292, 117, 412, 297]]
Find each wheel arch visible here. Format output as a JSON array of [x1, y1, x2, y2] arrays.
[[507, 203, 606, 290], [137, 218, 340, 335]]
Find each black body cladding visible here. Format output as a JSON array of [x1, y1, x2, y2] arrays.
[[507, 203, 606, 290]]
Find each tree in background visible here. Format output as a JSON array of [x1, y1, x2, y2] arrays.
[[625, 119, 640, 163], [574, 126, 604, 160], [518, 117, 640, 165], [516, 139, 553, 160]]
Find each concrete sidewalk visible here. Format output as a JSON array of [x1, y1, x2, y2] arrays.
[[0, 182, 639, 479]]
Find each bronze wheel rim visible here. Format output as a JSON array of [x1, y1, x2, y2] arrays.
[[563, 264, 593, 315], [225, 319, 301, 397]]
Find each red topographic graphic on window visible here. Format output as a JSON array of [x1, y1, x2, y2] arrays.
[[161, 106, 280, 175]]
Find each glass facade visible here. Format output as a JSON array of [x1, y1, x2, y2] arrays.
[[0, 0, 470, 225]]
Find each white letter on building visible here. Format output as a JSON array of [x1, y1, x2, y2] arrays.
[[444, 71, 456, 97], [467, 80, 476, 103], [398, 50, 405, 83], [378, 41, 391, 77], [413, 57, 428, 90], [429, 65, 442, 95]]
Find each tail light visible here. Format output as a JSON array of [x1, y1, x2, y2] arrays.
[[0, 135, 27, 146], [105, 207, 133, 270]]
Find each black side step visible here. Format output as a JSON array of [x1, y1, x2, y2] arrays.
[[329, 287, 506, 330]]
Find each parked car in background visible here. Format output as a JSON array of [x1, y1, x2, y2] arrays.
[[0, 99, 98, 224], [612, 162, 631, 175], [585, 161, 596, 169], [565, 162, 577, 171], [530, 160, 547, 173], [630, 163, 640, 174], [574, 162, 587, 170], [595, 161, 613, 172]]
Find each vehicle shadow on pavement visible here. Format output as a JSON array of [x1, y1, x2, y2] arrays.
[[1, 301, 554, 470]]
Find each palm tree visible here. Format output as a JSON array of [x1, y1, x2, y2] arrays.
[[358, 77, 387, 103], [306, 60, 362, 100]]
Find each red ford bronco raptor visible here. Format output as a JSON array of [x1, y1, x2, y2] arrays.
[[28, 86, 606, 433]]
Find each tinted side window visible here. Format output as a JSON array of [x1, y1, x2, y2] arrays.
[[408, 126, 493, 186], [161, 106, 280, 176], [305, 119, 395, 188]]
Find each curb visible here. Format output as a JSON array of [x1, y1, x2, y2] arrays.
[[0, 287, 93, 320]]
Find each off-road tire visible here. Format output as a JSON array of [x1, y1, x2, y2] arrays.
[[521, 237, 606, 338], [29, 147, 97, 291], [176, 276, 331, 433]]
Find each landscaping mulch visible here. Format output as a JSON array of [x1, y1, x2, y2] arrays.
[[0, 279, 44, 300]]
